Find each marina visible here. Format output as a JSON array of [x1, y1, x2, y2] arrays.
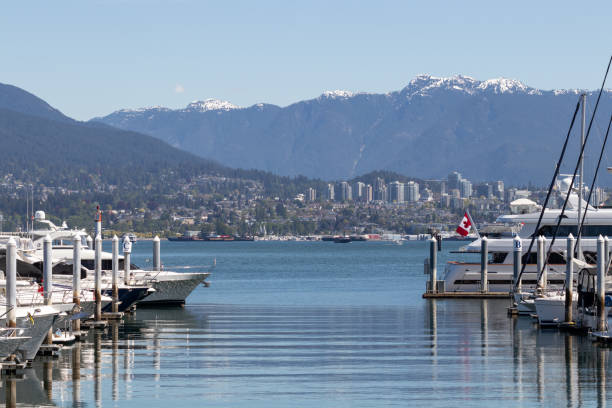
[[1, 240, 612, 406]]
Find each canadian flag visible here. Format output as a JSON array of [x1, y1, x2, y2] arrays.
[[456, 212, 472, 236]]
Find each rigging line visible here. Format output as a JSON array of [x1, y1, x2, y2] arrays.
[[573, 55, 612, 257], [560, 115, 612, 292], [578, 113, 612, 239], [538, 57, 612, 284], [513, 97, 581, 289]]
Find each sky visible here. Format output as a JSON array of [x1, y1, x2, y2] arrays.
[[1, 0, 611, 120]]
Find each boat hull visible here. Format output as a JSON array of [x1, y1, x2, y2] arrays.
[[134, 272, 209, 306], [534, 293, 577, 326], [0, 312, 57, 361], [444, 262, 568, 292], [0, 335, 30, 360]]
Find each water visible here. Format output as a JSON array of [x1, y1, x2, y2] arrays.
[[9, 241, 612, 407]]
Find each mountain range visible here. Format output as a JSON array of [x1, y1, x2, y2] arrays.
[[93, 75, 612, 185], [0, 83, 236, 189], [0, 83, 330, 200]]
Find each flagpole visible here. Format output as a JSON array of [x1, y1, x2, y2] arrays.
[[466, 209, 480, 239]]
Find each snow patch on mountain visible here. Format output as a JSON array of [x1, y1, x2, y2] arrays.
[[320, 90, 355, 99], [186, 99, 239, 112], [117, 106, 171, 114], [403, 74, 540, 97]]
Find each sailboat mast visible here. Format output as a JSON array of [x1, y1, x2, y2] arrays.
[[577, 93, 586, 260]]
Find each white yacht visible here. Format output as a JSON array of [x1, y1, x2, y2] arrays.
[[443, 236, 577, 292], [25, 212, 212, 306], [442, 176, 612, 293], [0, 302, 60, 361]]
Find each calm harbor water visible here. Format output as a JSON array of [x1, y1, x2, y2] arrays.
[[9, 241, 612, 407]]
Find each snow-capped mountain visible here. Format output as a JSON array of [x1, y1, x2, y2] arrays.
[[185, 99, 239, 112], [92, 75, 612, 184]]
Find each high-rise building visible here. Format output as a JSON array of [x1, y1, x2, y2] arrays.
[[495, 180, 504, 199], [326, 183, 335, 201], [353, 181, 366, 201], [365, 184, 373, 203], [406, 181, 420, 202], [448, 171, 462, 190], [307, 187, 317, 202], [459, 179, 472, 198], [440, 194, 450, 207], [338, 181, 352, 201], [389, 181, 405, 203], [374, 178, 387, 201], [505, 188, 517, 203]]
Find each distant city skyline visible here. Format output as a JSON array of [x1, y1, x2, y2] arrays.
[[1, 1, 611, 120]]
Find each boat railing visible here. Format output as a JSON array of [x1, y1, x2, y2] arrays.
[[18, 287, 74, 307]]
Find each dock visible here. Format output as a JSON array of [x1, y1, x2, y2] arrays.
[[0, 361, 28, 377], [423, 291, 511, 299], [37, 344, 62, 357]]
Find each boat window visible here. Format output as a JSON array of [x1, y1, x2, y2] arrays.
[[53, 263, 72, 275], [537, 225, 612, 238], [536, 225, 578, 237], [521, 252, 566, 264], [490, 252, 507, 264], [547, 252, 566, 264]]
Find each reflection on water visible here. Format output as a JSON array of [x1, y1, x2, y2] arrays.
[[1, 302, 608, 407], [5, 241, 612, 407]]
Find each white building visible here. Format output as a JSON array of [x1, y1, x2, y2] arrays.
[[389, 181, 405, 203], [406, 181, 420, 202]]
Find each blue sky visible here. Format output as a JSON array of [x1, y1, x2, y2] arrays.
[[1, 0, 611, 120]]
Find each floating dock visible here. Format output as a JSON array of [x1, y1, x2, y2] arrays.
[[422, 291, 512, 299]]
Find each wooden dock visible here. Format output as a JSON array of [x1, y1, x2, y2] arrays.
[[0, 361, 28, 377], [37, 344, 62, 357], [81, 320, 108, 329], [422, 291, 512, 299], [102, 312, 124, 320]]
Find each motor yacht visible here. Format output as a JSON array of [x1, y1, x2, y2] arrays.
[[0, 302, 60, 361], [22, 212, 212, 306], [442, 175, 612, 293]]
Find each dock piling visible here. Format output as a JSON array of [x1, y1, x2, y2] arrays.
[[94, 206, 102, 247], [43, 235, 53, 344], [153, 236, 161, 272], [123, 235, 132, 286], [606, 236, 610, 273], [94, 234, 102, 322], [565, 234, 575, 323], [72, 234, 81, 333], [6, 238, 16, 328], [428, 237, 437, 293], [537, 235, 547, 290], [86, 235, 93, 250], [481, 236, 488, 293], [597, 235, 606, 332], [112, 235, 119, 313], [513, 235, 522, 292]]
